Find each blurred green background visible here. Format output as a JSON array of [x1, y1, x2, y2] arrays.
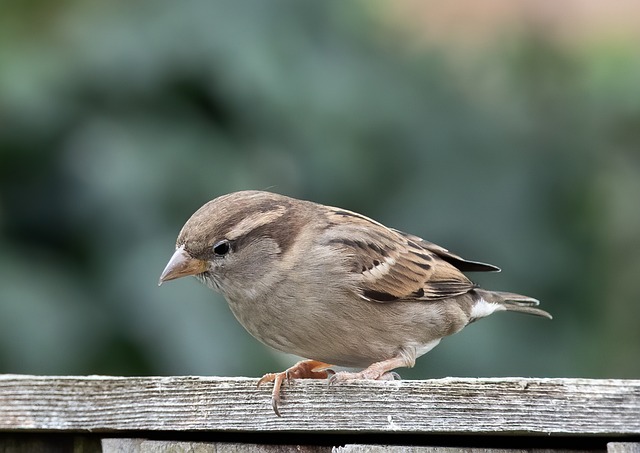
[[1, 0, 639, 380]]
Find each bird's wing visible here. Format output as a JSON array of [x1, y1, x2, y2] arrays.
[[391, 230, 501, 273], [323, 209, 478, 303]]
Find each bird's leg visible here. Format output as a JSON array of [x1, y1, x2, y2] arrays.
[[257, 359, 334, 416], [329, 356, 407, 384]]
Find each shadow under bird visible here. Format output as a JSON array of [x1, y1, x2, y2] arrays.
[[159, 190, 551, 415]]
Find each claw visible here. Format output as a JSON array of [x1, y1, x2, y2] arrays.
[[257, 371, 286, 416], [271, 372, 286, 416], [256, 373, 276, 388], [257, 360, 333, 416], [387, 371, 401, 380]]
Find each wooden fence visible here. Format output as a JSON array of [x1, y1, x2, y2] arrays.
[[0, 375, 639, 452]]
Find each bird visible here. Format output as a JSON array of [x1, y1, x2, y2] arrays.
[[159, 190, 551, 415]]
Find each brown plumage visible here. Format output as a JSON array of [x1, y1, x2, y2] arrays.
[[159, 190, 551, 415]]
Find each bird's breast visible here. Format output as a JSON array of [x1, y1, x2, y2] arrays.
[[222, 286, 460, 368]]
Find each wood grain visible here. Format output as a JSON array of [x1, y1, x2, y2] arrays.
[[0, 375, 638, 435]]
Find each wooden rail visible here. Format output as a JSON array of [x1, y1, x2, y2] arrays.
[[0, 375, 639, 452]]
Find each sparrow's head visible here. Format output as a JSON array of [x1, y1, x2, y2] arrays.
[[159, 191, 305, 295]]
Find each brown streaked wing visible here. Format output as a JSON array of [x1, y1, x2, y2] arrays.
[[323, 209, 476, 303], [392, 229, 501, 273]]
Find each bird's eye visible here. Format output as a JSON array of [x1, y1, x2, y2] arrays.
[[212, 239, 231, 256]]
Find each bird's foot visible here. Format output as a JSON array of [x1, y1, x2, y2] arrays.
[[328, 357, 405, 385], [257, 359, 333, 416]]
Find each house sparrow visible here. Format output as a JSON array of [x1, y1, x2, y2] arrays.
[[159, 190, 551, 415]]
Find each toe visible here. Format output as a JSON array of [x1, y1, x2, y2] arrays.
[[328, 371, 358, 385], [270, 372, 286, 417], [271, 393, 281, 417], [257, 360, 334, 415], [380, 371, 402, 381], [257, 373, 277, 388]]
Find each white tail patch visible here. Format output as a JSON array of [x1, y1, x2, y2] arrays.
[[470, 297, 506, 320]]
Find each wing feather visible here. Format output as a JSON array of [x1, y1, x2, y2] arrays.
[[393, 230, 501, 273], [323, 208, 481, 303]]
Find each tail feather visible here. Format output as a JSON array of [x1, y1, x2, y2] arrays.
[[475, 289, 552, 320], [502, 303, 552, 319]]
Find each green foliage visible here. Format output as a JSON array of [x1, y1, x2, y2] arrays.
[[1, 0, 638, 378]]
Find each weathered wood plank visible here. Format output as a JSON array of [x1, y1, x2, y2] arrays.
[[101, 439, 329, 452], [0, 375, 638, 435], [608, 443, 640, 453], [0, 435, 101, 453], [337, 447, 600, 453], [99, 440, 607, 453]]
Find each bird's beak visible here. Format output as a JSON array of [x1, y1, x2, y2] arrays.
[[158, 245, 207, 286]]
